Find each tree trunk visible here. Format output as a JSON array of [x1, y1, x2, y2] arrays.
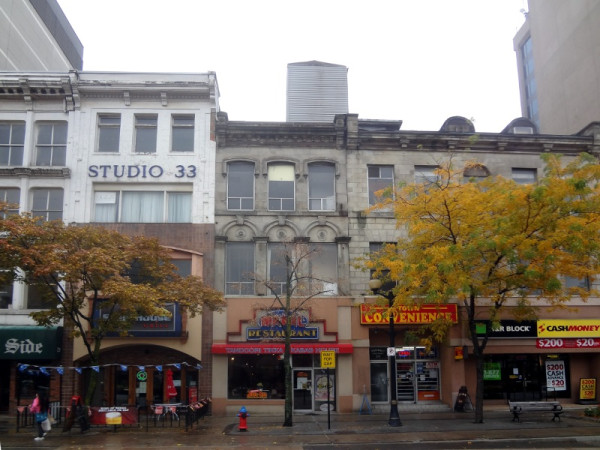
[[84, 339, 102, 406], [283, 305, 293, 427], [474, 352, 485, 423]]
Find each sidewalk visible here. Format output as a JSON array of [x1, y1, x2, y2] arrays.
[[1, 404, 599, 449]]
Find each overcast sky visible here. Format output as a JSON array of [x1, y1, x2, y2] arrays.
[[57, 0, 528, 132]]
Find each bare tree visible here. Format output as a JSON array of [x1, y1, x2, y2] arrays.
[[254, 241, 335, 427]]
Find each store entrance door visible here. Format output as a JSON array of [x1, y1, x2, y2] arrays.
[[293, 369, 313, 411], [395, 346, 441, 403]]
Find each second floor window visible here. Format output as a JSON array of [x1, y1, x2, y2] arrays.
[[368, 165, 394, 206], [0, 121, 25, 166], [171, 115, 195, 152], [0, 188, 19, 218], [268, 163, 295, 211], [308, 163, 335, 211], [31, 188, 63, 221], [36, 122, 67, 166], [226, 242, 255, 295], [97, 114, 121, 152], [135, 115, 157, 153], [227, 161, 254, 210], [94, 190, 191, 223]]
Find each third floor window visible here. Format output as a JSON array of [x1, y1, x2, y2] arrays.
[[97, 114, 121, 152], [35, 122, 67, 166], [368, 165, 394, 206], [135, 115, 158, 153], [308, 163, 335, 211], [227, 161, 254, 211], [268, 163, 295, 211], [171, 115, 195, 152], [0, 121, 25, 166]]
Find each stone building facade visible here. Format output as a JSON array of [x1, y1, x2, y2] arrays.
[[212, 111, 600, 415]]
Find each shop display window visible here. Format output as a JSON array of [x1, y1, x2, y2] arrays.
[[228, 354, 285, 399]]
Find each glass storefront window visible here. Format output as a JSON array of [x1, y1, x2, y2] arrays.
[[228, 355, 285, 399], [17, 366, 50, 399]]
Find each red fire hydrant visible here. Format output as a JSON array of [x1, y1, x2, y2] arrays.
[[237, 406, 249, 431]]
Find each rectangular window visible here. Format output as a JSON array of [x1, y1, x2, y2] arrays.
[[172, 259, 192, 277], [31, 188, 63, 221], [268, 243, 288, 295], [171, 115, 194, 152], [227, 162, 254, 210], [97, 114, 121, 152], [0, 188, 20, 218], [135, 115, 157, 153], [0, 282, 12, 309], [268, 163, 295, 211], [512, 168, 537, 185], [94, 190, 191, 223], [309, 243, 337, 294], [226, 242, 255, 295], [368, 165, 394, 206], [308, 163, 335, 211], [228, 355, 285, 399], [565, 276, 590, 291], [414, 165, 439, 185], [27, 284, 58, 309], [0, 121, 25, 166], [35, 122, 67, 166]]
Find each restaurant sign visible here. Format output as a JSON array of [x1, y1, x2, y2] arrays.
[[360, 304, 458, 325], [0, 326, 62, 360], [246, 309, 319, 340], [93, 302, 182, 337]]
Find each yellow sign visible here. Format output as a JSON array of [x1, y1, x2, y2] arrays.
[[537, 320, 600, 338], [579, 378, 597, 401], [320, 350, 335, 368]]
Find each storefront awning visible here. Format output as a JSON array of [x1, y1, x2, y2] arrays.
[[0, 326, 63, 360], [211, 343, 353, 355]]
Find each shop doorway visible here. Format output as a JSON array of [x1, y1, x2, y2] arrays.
[[395, 346, 441, 403], [293, 368, 313, 411]]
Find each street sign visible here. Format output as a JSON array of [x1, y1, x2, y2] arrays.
[[321, 350, 336, 368], [387, 347, 396, 357]]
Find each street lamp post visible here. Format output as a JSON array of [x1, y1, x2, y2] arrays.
[[369, 278, 402, 427]]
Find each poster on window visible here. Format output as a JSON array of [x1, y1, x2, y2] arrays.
[[545, 360, 567, 391], [314, 374, 334, 401]]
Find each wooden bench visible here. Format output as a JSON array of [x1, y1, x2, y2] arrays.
[[508, 400, 563, 422]]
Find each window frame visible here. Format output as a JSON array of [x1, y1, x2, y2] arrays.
[[368, 165, 394, 206], [35, 122, 67, 167], [94, 189, 192, 223], [0, 121, 25, 166], [308, 162, 336, 212], [225, 242, 255, 295], [511, 168, 537, 185], [0, 187, 20, 218], [97, 114, 121, 153], [414, 165, 439, 186], [134, 114, 158, 153], [171, 114, 195, 152], [31, 188, 63, 221], [227, 161, 255, 211], [268, 163, 295, 211]]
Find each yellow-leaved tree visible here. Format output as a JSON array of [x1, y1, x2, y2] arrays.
[[0, 212, 224, 405], [363, 153, 600, 423]]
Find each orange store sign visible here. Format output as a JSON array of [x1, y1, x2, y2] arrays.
[[360, 304, 458, 325]]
